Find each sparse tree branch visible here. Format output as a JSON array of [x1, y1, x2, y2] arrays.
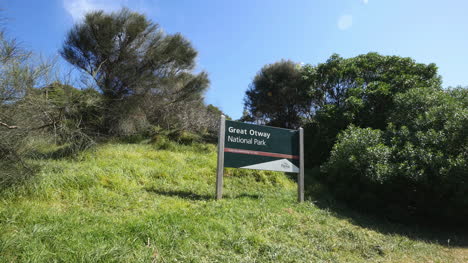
[[0, 121, 18, 129]]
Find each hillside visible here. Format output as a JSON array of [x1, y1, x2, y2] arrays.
[[0, 142, 466, 262]]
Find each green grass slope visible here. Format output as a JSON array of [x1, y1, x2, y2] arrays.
[[0, 142, 465, 262]]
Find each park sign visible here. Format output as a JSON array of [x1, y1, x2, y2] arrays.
[[216, 116, 304, 202], [224, 120, 300, 172]]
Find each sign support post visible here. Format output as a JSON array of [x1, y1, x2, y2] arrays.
[[298, 127, 304, 203], [216, 115, 226, 200]]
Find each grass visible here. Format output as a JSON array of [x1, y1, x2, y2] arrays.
[[0, 141, 466, 262]]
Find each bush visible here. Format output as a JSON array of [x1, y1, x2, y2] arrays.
[[322, 127, 392, 213], [323, 126, 391, 185], [152, 136, 176, 151], [149, 100, 222, 139], [322, 88, 468, 224], [167, 130, 201, 145], [303, 53, 442, 168]]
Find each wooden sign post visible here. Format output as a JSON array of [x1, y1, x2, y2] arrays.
[[216, 115, 304, 202], [216, 115, 226, 200]]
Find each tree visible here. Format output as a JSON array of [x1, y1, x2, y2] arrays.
[[61, 8, 209, 134], [243, 60, 310, 129], [0, 29, 64, 186], [303, 53, 441, 128], [323, 87, 468, 224], [302, 53, 442, 166]]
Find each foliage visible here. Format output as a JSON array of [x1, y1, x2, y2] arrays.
[[206, 104, 230, 120], [323, 87, 468, 224], [0, 142, 462, 262], [323, 126, 391, 184], [303, 53, 442, 166], [61, 8, 210, 135], [30, 83, 101, 155], [0, 29, 55, 186], [0, 26, 103, 187], [243, 60, 310, 129], [322, 126, 395, 215], [150, 99, 222, 138], [36, 82, 104, 134]]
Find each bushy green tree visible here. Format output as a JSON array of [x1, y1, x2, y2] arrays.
[[323, 87, 468, 224], [206, 104, 231, 120], [61, 8, 209, 134], [303, 53, 442, 166], [243, 60, 310, 129]]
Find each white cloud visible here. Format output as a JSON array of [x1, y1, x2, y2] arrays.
[[63, 0, 121, 21], [362, 0, 369, 4], [337, 15, 353, 30], [63, 0, 154, 22]]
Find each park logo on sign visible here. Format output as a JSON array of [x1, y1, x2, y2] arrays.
[[215, 116, 304, 202]]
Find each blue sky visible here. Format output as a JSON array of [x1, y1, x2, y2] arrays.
[[3, 0, 468, 119]]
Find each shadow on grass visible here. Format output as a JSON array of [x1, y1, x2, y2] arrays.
[[144, 188, 261, 201], [27, 147, 84, 160], [145, 189, 212, 200], [0, 160, 39, 192], [284, 172, 299, 182], [304, 169, 468, 248], [25, 139, 100, 161]]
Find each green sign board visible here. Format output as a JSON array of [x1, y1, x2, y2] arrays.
[[224, 120, 300, 173], [215, 116, 305, 202]]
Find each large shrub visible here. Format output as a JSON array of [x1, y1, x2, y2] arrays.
[[303, 53, 441, 167], [61, 8, 209, 136], [243, 60, 311, 129], [323, 87, 468, 224]]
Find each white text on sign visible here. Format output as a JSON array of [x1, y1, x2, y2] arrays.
[[227, 127, 271, 139], [227, 136, 267, 146]]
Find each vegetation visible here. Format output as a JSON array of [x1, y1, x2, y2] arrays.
[[0, 8, 222, 186], [301, 53, 442, 167], [61, 8, 213, 136], [244, 53, 466, 225], [0, 141, 465, 262], [1, 6, 467, 262], [0, 29, 62, 187], [323, 87, 468, 224], [243, 60, 309, 129]]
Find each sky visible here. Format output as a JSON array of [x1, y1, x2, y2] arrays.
[[3, 0, 468, 119]]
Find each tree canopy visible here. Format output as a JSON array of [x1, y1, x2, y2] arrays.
[[61, 8, 210, 134], [301, 53, 442, 166], [302, 53, 442, 130], [323, 87, 468, 223], [61, 8, 208, 101], [243, 60, 310, 129]]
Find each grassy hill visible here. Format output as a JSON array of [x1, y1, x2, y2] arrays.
[[0, 141, 466, 262]]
